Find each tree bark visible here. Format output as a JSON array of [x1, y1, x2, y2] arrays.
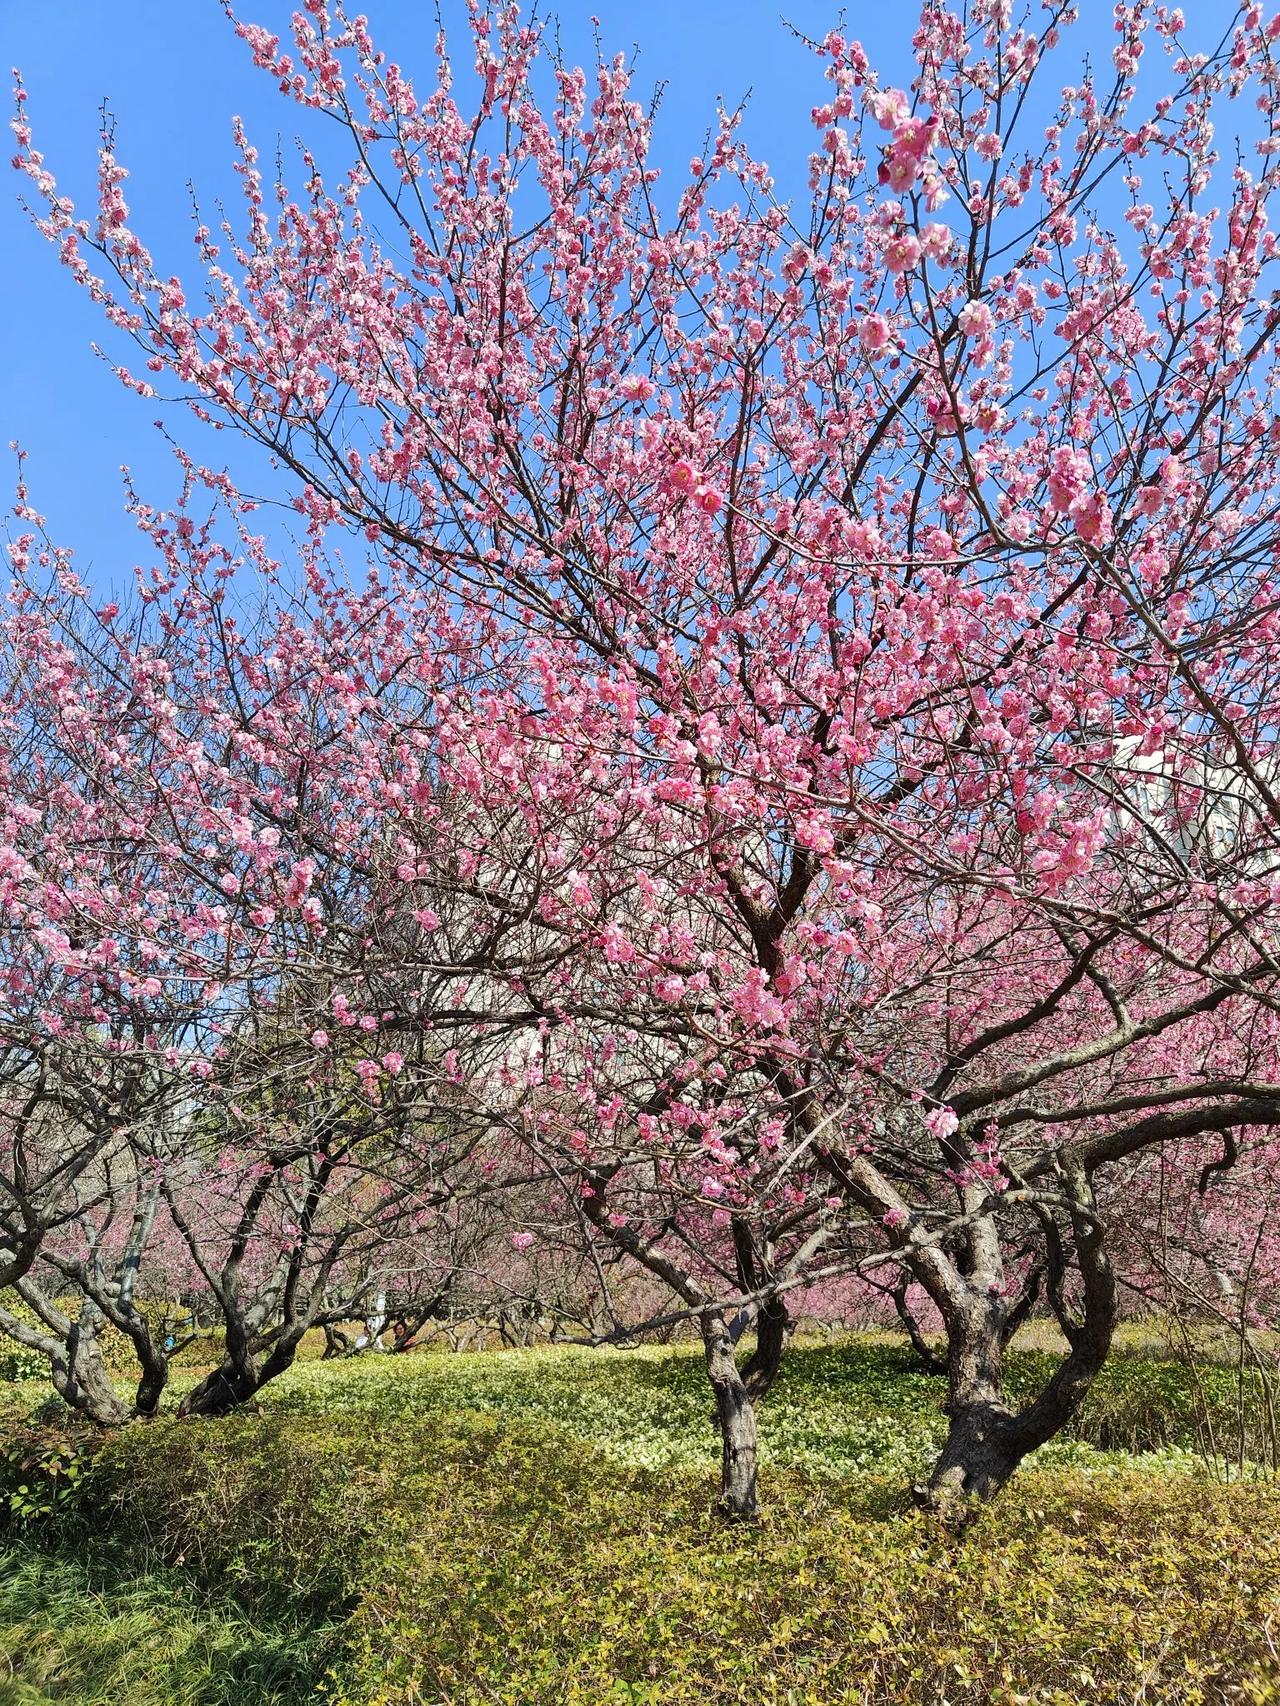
[[739, 1292, 791, 1403], [322, 1322, 354, 1359], [132, 1348, 169, 1419], [701, 1313, 759, 1518], [48, 1313, 131, 1429], [177, 1316, 311, 1417], [177, 1357, 263, 1418], [919, 1295, 1023, 1504], [918, 1171, 1116, 1508], [4, 1289, 131, 1428]]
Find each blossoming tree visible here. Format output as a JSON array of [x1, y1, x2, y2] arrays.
[[16, 0, 1280, 1508]]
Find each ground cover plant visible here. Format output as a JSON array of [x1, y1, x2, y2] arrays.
[[234, 1334, 1274, 1479], [4, 1339, 1280, 1705]]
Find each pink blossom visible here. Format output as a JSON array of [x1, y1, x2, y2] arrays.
[[869, 87, 910, 130], [920, 223, 952, 261], [859, 314, 891, 353], [923, 1106, 959, 1141], [884, 233, 922, 273], [957, 300, 994, 340], [879, 115, 937, 193], [1046, 445, 1091, 511], [1069, 490, 1112, 546]]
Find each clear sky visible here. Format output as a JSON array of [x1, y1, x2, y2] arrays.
[[2, 1, 1121, 592]]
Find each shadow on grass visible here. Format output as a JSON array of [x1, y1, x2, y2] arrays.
[[0, 1541, 342, 1706]]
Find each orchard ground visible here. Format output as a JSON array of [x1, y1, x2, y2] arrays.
[[3, 1330, 1280, 1705]]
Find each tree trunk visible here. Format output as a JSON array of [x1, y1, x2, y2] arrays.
[[5, 1287, 131, 1428], [133, 1351, 169, 1419], [916, 1288, 1020, 1506], [739, 1293, 791, 1402], [49, 1316, 131, 1429], [177, 1356, 262, 1417], [177, 1322, 307, 1417], [924, 1392, 1023, 1504], [701, 1314, 759, 1518], [918, 1172, 1116, 1509], [322, 1322, 353, 1359]]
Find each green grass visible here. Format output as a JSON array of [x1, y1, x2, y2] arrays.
[[0, 1542, 339, 1705], [253, 1332, 1255, 1479], [4, 1337, 1280, 1704]]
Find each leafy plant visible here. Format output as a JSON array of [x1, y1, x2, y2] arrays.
[[7, 1341, 1280, 1702], [0, 1341, 45, 1384], [1, 1431, 89, 1527]]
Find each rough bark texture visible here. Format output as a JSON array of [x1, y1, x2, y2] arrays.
[[918, 1172, 1117, 1508], [702, 1313, 759, 1518], [922, 1303, 1024, 1504], [739, 1293, 791, 1402], [323, 1322, 356, 1359], [177, 1326, 306, 1417], [132, 1349, 169, 1419], [3, 1287, 132, 1428], [177, 1360, 261, 1418], [48, 1315, 131, 1429]]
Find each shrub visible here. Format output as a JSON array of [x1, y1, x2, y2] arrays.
[[0, 1341, 45, 1384], [344, 1466, 1280, 1705], [0, 1424, 93, 1531]]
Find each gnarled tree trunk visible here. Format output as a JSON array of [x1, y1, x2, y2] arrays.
[[917, 1169, 1116, 1508], [2, 1288, 132, 1428], [921, 1295, 1025, 1504], [177, 1319, 309, 1417], [701, 1311, 759, 1518], [48, 1312, 132, 1429]]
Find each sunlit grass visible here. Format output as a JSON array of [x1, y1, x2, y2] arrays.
[[4, 1336, 1280, 1703]]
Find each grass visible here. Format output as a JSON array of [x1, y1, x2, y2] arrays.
[[252, 1331, 1267, 1478], [3, 1336, 1280, 1703], [0, 1542, 339, 1706]]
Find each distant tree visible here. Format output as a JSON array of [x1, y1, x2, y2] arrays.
[[0, 498, 488, 1419]]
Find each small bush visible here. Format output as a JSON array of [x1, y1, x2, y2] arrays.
[[0, 1424, 93, 1532], [0, 1341, 45, 1384]]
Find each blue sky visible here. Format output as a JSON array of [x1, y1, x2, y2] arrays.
[[2, 1, 1119, 592]]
